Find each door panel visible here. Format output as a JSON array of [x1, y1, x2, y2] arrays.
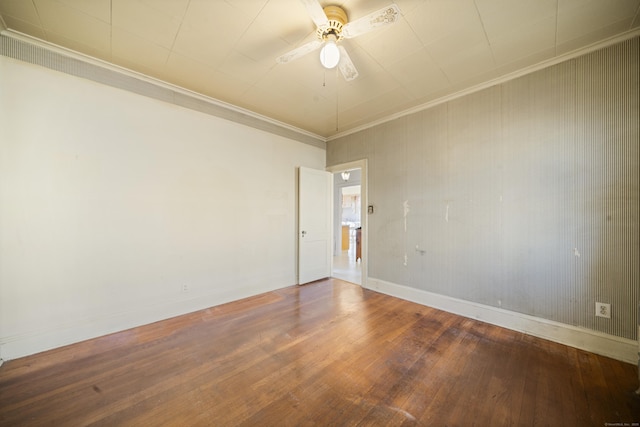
[[298, 167, 332, 284]]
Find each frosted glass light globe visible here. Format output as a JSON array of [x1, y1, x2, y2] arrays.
[[320, 40, 340, 69]]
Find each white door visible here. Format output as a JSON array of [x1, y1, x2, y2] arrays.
[[298, 167, 332, 284]]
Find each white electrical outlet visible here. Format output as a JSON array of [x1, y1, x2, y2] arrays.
[[181, 284, 189, 293], [595, 302, 610, 318]]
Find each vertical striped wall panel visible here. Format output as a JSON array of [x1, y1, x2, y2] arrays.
[[328, 37, 639, 341], [573, 38, 639, 338]]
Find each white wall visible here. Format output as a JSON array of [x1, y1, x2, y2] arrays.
[[0, 56, 325, 360]]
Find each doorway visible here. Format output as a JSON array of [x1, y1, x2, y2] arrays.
[[327, 160, 367, 287]]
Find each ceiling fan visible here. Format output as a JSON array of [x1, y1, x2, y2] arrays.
[[276, 0, 402, 81]]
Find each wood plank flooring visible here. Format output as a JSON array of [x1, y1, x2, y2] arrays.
[[1, 279, 638, 426]]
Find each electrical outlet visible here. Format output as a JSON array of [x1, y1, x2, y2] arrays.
[[595, 302, 610, 318], [181, 284, 189, 293]]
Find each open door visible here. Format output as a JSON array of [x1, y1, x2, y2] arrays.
[[298, 167, 332, 284], [327, 159, 367, 288]]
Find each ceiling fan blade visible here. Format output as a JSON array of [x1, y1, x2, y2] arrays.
[[299, 0, 329, 29], [342, 4, 401, 39], [338, 46, 359, 81], [276, 40, 324, 64]]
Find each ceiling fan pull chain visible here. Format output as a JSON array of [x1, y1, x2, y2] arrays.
[[336, 71, 339, 131]]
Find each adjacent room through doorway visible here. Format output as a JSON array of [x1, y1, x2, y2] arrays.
[[332, 169, 362, 285]]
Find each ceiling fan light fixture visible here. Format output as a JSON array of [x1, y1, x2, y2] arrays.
[[319, 35, 340, 69], [277, 2, 401, 81]]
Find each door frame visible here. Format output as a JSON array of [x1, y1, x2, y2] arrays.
[[326, 159, 368, 288]]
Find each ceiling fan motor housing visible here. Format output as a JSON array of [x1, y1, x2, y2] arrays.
[[317, 6, 347, 41]]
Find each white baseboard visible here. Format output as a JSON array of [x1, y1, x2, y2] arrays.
[[3, 278, 636, 365], [0, 280, 290, 362], [367, 277, 639, 364]]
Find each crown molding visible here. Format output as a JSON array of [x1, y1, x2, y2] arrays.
[[4, 24, 637, 146], [0, 30, 327, 148], [328, 28, 640, 142]]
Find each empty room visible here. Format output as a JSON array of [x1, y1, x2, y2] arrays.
[[0, 0, 639, 425]]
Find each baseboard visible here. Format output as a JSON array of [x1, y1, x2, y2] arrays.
[[0, 280, 291, 361], [367, 277, 638, 364], [4, 278, 636, 365]]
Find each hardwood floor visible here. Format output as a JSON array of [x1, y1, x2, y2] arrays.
[[1, 279, 638, 426]]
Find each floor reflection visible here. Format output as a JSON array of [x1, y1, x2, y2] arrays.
[[332, 244, 361, 285]]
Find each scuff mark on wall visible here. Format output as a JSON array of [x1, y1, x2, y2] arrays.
[[403, 200, 410, 232], [403, 200, 410, 267]]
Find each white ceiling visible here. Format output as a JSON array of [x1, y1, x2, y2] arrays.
[[1, 0, 639, 138]]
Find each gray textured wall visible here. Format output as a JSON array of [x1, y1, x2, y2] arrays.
[[327, 37, 639, 340]]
